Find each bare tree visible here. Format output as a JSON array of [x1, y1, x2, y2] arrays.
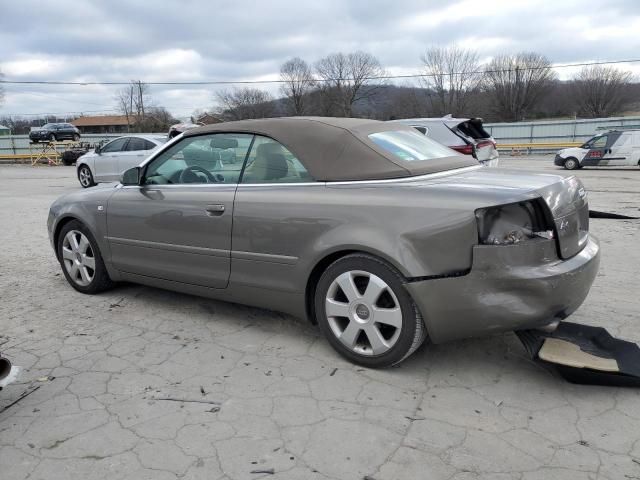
[[215, 87, 274, 120], [420, 45, 482, 116], [115, 80, 152, 131], [280, 57, 315, 115], [143, 106, 177, 131], [572, 65, 632, 117], [484, 52, 557, 121], [315, 51, 386, 117]]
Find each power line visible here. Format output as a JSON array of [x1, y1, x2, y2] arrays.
[[0, 109, 117, 117], [1, 59, 638, 86]]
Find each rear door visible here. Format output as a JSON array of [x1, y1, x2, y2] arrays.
[[94, 137, 129, 181]]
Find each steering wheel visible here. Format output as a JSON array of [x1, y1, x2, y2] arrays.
[[179, 165, 217, 184]]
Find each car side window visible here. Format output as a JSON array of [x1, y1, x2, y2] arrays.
[[101, 138, 129, 153], [142, 139, 157, 150], [591, 136, 607, 148], [241, 136, 312, 184], [143, 133, 253, 185], [125, 137, 147, 151]]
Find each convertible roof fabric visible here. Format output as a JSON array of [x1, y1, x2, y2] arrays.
[[183, 117, 477, 181]]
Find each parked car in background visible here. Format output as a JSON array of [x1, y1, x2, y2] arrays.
[[168, 121, 204, 138], [76, 135, 167, 188], [29, 123, 81, 143], [554, 129, 640, 170], [48, 117, 598, 368], [391, 116, 499, 167]]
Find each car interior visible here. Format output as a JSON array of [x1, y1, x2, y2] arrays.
[[143, 134, 312, 185]]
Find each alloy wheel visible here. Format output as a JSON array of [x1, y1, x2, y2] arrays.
[[324, 270, 402, 356], [61, 230, 95, 287], [78, 167, 92, 187]]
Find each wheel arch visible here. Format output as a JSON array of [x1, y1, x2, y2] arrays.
[[304, 248, 408, 325], [52, 215, 82, 260]]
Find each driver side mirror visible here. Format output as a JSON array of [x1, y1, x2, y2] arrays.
[[121, 167, 141, 186], [94, 145, 102, 154]]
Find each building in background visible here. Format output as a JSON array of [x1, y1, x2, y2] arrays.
[[71, 115, 133, 134], [0, 125, 10, 136]]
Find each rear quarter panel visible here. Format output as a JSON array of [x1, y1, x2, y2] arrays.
[[231, 183, 482, 294]]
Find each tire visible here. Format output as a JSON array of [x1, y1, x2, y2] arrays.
[[564, 157, 579, 170], [48, 134, 55, 143], [314, 253, 427, 368], [57, 220, 114, 294], [77, 165, 95, 188], [61, 152, 75, 166], [73, 134, 80, 142]]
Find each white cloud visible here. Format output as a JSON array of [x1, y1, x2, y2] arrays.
[[1, 0, 639, 116]]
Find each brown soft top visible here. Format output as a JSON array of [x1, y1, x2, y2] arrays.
[[183, 117, 476, 181]]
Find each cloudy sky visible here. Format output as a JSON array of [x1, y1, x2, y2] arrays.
[[1, 0, 639, 119]]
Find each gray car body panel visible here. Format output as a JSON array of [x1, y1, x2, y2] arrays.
[[48, 126, 600, 344]]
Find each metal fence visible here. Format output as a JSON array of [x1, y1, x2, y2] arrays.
[[0, 133, 165, 158], [3, 117, 640, 157], [485, 116, 640, 144]]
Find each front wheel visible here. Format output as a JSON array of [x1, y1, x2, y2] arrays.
[[78, 165, 95, 188], [314, 253, 427, 368], [57, 220, 114, 294], [564, 157, 579, 170]]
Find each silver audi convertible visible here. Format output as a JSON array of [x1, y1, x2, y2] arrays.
[[48, 117, 600, 368]]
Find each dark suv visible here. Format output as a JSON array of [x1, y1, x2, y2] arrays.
[[29, 123, 81, 143]]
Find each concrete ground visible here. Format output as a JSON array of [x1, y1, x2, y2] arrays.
[[0, 156, 639, 480]]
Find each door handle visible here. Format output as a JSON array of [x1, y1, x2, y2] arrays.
[[205, 204, 225, 216]]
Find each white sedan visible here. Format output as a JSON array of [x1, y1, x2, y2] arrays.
[[76, 135, 167, 188]]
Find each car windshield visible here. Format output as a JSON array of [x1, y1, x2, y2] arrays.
[[369, 130, 457, 161]]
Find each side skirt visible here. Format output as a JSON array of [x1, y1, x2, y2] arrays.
[[118, 271, 307, 320]]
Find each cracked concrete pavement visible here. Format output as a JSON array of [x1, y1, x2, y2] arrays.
[[0, 157, 639, 480]]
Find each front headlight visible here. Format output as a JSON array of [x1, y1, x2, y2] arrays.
[[476, 200, 554, 245]]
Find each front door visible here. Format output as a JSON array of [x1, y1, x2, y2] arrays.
[[106, 132, 253, 288], [95, 137, 129, 181]]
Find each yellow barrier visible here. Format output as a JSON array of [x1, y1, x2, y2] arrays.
[[498, 142, 582, 149], [498, 142, 582, 156]]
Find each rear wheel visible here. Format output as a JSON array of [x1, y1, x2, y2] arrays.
[[564, 157, 579, 170], [78, 165, 95, 188], [314, 254, 427, 368], [57, 221, 114, 294], [73, 134, 80, 142]]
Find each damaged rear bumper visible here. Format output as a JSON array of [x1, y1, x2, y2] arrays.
[[404, 235, 600, 344]]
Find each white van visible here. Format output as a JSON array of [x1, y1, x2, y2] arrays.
[[555, 129, 640, 169]]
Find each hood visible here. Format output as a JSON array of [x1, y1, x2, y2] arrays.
[[557, 147, 586, 158]]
